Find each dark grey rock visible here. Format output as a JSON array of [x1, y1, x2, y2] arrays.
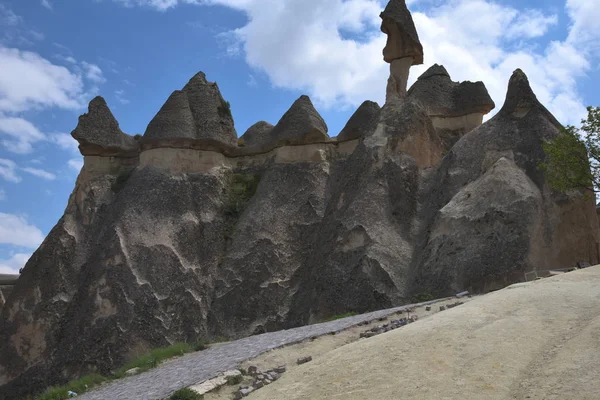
[[144, 90, 196, 140], [239, 121, 273, 147], [297, 356, 312, 365], [337, 101, 380, 141], [144, 71, 237, 145], [408, 64, 495, 117], [380, 0, 423, 64], [273, 366, 286, 374], [267, 95, 329, 145], [410, 69, 599, 297], [71, 96, 139, 156]]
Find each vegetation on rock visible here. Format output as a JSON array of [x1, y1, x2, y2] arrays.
[[540, 106, 600, 193], [169, 388, 204, 400]]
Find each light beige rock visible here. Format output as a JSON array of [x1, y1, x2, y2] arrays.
[[249, 266, 600, 400], [190, 370, 242, 395], [385, 57, 413, 104]]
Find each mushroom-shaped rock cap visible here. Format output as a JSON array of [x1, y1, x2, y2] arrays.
[[239, 121, 274, 147], [380, 0, 423, 65], [408, 64, 495, 117], [337, 101, 381, 141], [268, 95, 329, 145], [144, 71, 237, 145], [71, 96, 139, 156], [499, 69, 560, 127]]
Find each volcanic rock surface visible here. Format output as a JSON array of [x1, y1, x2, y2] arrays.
[[1, 1, 598, 398]]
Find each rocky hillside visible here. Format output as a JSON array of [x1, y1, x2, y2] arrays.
[[1, 0, 598, 398]]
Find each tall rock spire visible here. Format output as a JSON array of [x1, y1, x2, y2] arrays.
[[380, 0, 423, 104]]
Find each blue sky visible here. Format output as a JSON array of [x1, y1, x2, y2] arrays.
[[0, 0, 599, 273]]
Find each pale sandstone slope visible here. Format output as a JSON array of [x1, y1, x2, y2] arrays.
[[251, 266, 600, 400]]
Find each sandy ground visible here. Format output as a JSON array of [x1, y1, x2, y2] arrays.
[[245, 266, 600, 400], [203, 298, 470, 400]]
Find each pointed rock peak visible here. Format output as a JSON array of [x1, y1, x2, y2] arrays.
[[184, 71, 209, 88], [144, 90, 196, 140], [268, 95, 329, 145], [147, 71, 237, 145], [240, 121, 274, 147], [337, 101, 381, 141], [71, 97, 138, 156], [418, 64, 450, 80], [499, 69, 541, 117]]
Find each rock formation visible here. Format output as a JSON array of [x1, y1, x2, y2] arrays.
[[266, 95, 329, 145], [408, 64, 496, 148], [145, 72, 237, 146], [1, 1, 598, 398], [336, 101, 381, 141], [239, 121, 274, 147], [71, 96, 139, 157], [380, 0, 424, 103]]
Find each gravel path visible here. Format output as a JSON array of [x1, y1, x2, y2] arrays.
[[80, 299, 447, 400]]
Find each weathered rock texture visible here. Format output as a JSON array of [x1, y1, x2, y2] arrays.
[[1, 3, 599, 397], [410, 69, 599, 295], [239, 121, 274, 147], [380, 0, 423, 103], [145, 72, 237, 145], [408, 64, 495, 149], [267, 95, 329, 145], [337, 101, 381, 141], [71, 97, 139, 157]]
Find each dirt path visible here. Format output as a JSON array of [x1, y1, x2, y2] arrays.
[[79, 298, 451, 400], [249, 266, 600, 400]]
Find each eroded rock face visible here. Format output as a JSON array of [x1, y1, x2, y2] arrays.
[[71, 97, 139, 157], [337, 101, 380, 141], [410, 69, 600, 295], [144, 72, 237, 145], [240, 121, 274, 147], [267, 95, 329, 145], [408, 64, 495, 149], [1, 69, 598, 399], [409, 64, 495, 117], [380, 0, 423, 102], [380, 0, 423, 64]]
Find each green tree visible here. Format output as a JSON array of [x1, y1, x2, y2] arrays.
[[539, 106, 600, 194]]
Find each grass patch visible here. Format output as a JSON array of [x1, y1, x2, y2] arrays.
[[223, 173, 261, 239], [37, 374, 107, 400], [318, 312, 358, 323], [169, 388, 204, 400], [413, 292, 435, 303], [35, 342, 210, 399], [111, 342, 193, 379]]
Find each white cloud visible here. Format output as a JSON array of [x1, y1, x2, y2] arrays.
[[68, 158, 84, 171], [0, 253, 31, 274], [115, 89, 130, 104], [0, 46, 85, 113], [41, 0, 53, 10], [0, 4, 22, 26], [0, 116, 45, 153], [81, 61, 106, 84], [0, 213, 44, 248], [50, 132, 80, 153], [0, 159, 21, 183], [566, 0, 600, 53], [22, 167, 56, 180]]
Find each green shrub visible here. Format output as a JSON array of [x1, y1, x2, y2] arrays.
[[169, 388, 204, 400], [37, 374, 107, 400], [237, 137, 246, 147], [319, 312, 357, 323], [112, 342, 193, 378]]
